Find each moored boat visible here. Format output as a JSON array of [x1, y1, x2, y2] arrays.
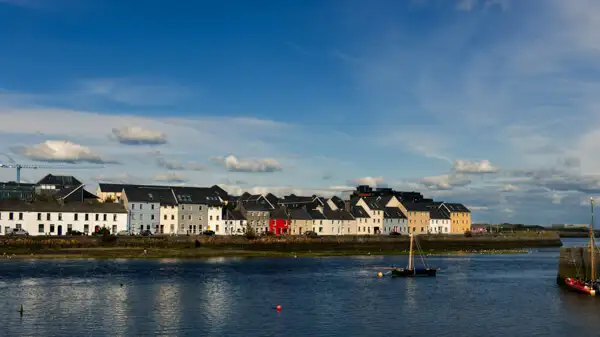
[[565, 277, 596, 296], [389, 232, 439, 278]]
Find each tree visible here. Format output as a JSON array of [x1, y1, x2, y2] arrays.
[[245, 224, 256, 240]]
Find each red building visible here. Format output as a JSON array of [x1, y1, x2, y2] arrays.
[[269, 208, 290, 235]]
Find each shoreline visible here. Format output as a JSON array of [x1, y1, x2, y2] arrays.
[[0, 247, 531, 260]]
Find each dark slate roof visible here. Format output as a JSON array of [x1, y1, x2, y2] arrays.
[[377, 195, 394, 208], [171, 187, 222, 206], [265, 193, 279, 207], [210, 185, 230, 201], [330, 196, 345, 209], [242, 202, 271, 212], [384, 207, 406, 219], [363, 197, 384, 210], [402, 202, 431, 212], [323, 204, 355, 220], [98, 183, 133, 193], [54, 185, 98, 200], [123, 186, 176, 204], [37, 174, 82, 187], [430, 208, 450, 220], [0, 200, 127, 213], [279, 195, 314, 204], [0, 182, 36, 189], [350, 206, 370, 218], [224, 209, 246, 221], [443, 203, 471, 212], [270, 208, 289, 219], [240, 192, 251, 200], [308, 210, 326, 220], [289, 208, 312, 220]]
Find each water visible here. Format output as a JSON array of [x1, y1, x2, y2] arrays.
[[0, 239, 598, 337]]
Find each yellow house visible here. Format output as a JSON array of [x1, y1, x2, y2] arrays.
[[289, 208, 312, 235], [398, 202, 430, 235], [440, 203, 471, 233]]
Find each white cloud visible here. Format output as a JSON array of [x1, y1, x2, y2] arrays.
[[467, 205, 489, 211], [218, 184, 352, 198], [91, 172, 135, 184], [11, 140, 113, 164], [499, 184, 519, 192], [111, 126, 168, 145], [153, 172, 187, 183], [420, 174, 471, 190], [210, 155, 282, 173], [453, 159, 498, 174], [155, 157, 204, 171], [350, 176, 385, 187]]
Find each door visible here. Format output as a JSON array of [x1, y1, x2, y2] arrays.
[[57, 225, 63, 236]]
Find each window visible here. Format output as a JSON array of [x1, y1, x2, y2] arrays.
[[39, 224, 44, 233], [319, 227, 323, 233], [58, 213, 62, 221], [216, 216, 220, 221], [210, 215, 213, 221], [103, 214, 107, 221], [9, 212, 13, 220], [85, 214, 89, 221], [17, 213, 22, 220], [198, 205, 202, 211], [113, 214, 117, 221], [112, 225, 117, 233], [37, 213, 41, 221], [151, 215, 155, 220], [140, 204, 143, 210], [132, 214, 136, 220], [216, 225, 220, 232], [164, 215, 167, 220], [95, 214, 99, 221], [181, 205, 185, 210], [170, 224, 174, 232], [132, 204, 135, 210], [50, 224, 55, 233], [46, 213, 51, 221], [181, 215, 185, 220], [188, 215, 191, 220], [74, 214, 78, 221], [16, 224, 21, 229], [151, 204, 154, 210], [140, 214, 143, 220], [68, 224, 72, 232], [171, 215, 174, 220]]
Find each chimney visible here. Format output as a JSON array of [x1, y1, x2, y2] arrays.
[[344, 200, 351, 212]]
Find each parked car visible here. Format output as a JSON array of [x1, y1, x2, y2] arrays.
[[389, 231, 402, 236], [140, 230, 153, 236], [202, 230, 215, 236], [67, 230, 83, 236], [9, 228, 29, 236], [117, 230, 131, 236], [304, 231, 318, 238]]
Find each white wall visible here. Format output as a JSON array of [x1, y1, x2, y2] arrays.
[[429, 219, 451, 234], [224, 219, 246, 235], [207, 205, 224, 234], [356, 199, 383, 235], [320, 219, 343, 235], [0, 210, 127, 236], [160, 205, 179, 234]]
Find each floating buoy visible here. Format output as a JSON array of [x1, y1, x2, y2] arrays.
[[377, 272, 383, 277], [276, 305, 281, 311]]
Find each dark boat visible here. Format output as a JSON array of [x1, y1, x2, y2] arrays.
[[390, 233, 439, 278]]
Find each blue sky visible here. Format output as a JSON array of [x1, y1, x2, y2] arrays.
[[1, 0, 600, 225]]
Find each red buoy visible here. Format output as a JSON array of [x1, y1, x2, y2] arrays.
[[276, 305, 282, 311]]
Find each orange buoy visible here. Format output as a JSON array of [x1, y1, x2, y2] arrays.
[[276, 305, 282, 311], [377, 272, 383, 277]]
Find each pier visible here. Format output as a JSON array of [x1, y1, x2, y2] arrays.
[[557, 247, 600, 284]]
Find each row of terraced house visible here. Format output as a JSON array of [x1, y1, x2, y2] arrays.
[[0, 175, 471, 236]]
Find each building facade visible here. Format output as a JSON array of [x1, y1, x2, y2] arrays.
[[440, 203, 471, 234], [383, 207, 408, 234], [223, 209, 246, 235], [0, 201, 127, 236], [399, 202, 430, 235], [429, 209, 451, 234], [121, 187, 163, 233]]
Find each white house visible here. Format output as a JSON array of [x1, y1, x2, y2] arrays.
[[383, 207, 408, 234], [429, 209, 451, 234], [322, 204, 354, 235], [0, 200, 127, 236], [350, 206, 370, 235], [352, 197, 384, 234], [122, 186, 166, 234], [223, 209, 246, 235], [160, 204, 179, 235]]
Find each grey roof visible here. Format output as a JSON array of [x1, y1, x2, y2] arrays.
[[384, 207, 406, 219], [363, 197, 384, 210], [265, 193, 279, 206], [242, 202, 271, 212], [54, 185, 98, 200], [123, 186, 176, 205], [37, 174, 82, 187], [171, 187, 222, 206], [224, 209, 246, 221], [330, 196, 345, 209], [443, 203, 471, 212], [0, 200, 127, 213], [270, 208, 289, 219], [377, 195, 394, 208], [430, 208, 450, 220], [98, 183, 133, 193], [210, 185, 230, 201], [350, 206, 370, 218], [279, 194, 314, 204], [323, 204, 355, 220], [289, 208, 312, 220], [402, 202, 431, 212], [308, 210, 326, 220]]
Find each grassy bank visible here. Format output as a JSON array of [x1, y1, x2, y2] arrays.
[[0, 233, 559, 259]]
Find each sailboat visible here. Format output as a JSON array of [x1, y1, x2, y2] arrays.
[[391, 233, 439, 277], [564, 198, 599, 296]]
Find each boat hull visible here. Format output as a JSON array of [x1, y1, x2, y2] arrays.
[[391, 268, 438, 277], [564, 277, 596, 296]]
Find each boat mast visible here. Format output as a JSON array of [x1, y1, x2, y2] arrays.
[[408, 232, 414, 270], [591, 198, 595, 280]]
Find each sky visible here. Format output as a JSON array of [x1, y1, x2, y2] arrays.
[[1, 0, 600, 225]]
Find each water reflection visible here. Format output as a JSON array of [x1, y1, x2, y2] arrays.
[[154, 283, 182, 332]]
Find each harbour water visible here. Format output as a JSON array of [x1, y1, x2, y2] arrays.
[[0, 239, 598, 337]]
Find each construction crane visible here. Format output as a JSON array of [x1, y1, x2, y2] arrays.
[[0, 154, 102, 182]]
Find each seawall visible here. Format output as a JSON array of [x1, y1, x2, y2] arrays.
[[557, 247, 600, 285]]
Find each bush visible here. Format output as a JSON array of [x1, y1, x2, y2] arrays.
[[245, 225, 257, 240], [464, 230, 473, 238]]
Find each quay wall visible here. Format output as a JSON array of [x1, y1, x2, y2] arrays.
[[557, 247, 600, 284]]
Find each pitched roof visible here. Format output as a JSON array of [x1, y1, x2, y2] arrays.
[[54, 185, 98, 200], [350, 206, 370, 218], [270, 208, 288, 219], [308, 210, 326, 220], [210, 185, 230, 201], [242, 201, 271, 211], [265, 193, 279, 206], [363, 197, 384, 210], [443, 203, 471, 212], [0, 200, 127, 213], [37, 174, 82, 187], [98, 183, 133, 193], [402, 202, 431, 212], [330, 196, 345, 209], [377, 195, 394, 208], [123, 186, 176, 204], [429, 208, 450, 220], [171, 187, 222, 206], [289, 208, 312, 220], [384, 207, 406, 219], [225, 209, 246, 221], [323, 205, 355, 220]]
